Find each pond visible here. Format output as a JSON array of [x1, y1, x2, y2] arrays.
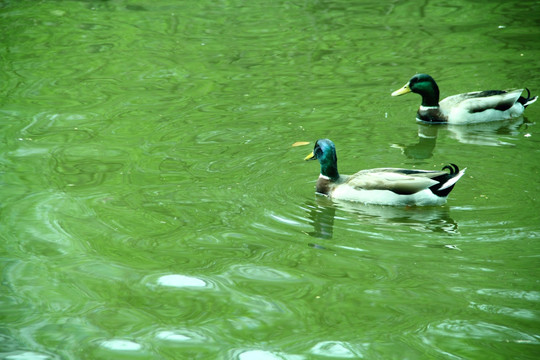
[[1, 0, 539, 359]]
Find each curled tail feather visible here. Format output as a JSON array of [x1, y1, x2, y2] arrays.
[[519, 88, 538, 108], [430, 164, 466, 198]]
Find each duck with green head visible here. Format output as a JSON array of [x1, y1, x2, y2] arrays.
[[305, 139, 465, 206], [392, 74, 537, 124]]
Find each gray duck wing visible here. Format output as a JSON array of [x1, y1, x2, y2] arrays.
[[346, 168, 440, 195]]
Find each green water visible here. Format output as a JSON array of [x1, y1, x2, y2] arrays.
[[1, 0, 539, 359]]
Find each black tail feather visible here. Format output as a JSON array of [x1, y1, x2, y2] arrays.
[[429, 164, 461, 198], [442, 163, 459, 175], [518, 88, 538, 108]]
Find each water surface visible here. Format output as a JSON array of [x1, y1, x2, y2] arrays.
[[1, 0, 539, 359]]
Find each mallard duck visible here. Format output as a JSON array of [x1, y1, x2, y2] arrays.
[[304, 139, 465, 206], [391, 74, 537, 124]]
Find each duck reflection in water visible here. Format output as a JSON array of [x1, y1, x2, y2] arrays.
[[393, 117, 532, 160], [391, 123, 439, 160], [304, 196, 336, 240], [304, 195, 459, 242]]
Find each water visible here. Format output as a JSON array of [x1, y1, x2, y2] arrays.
[[1, 0, 539, 359]]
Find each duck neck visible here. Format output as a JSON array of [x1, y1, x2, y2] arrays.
[[420, 92, 439, 107], [320, 161, 339, 182], [417, 79, 440, 107]]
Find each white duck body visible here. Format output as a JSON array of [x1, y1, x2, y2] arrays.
[[316, 167, 466, 206], [330, 184, 447, 206], [435, 89, 528, 124]]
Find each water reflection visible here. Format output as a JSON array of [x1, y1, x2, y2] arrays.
[[310, 341, 365, 358], [100, 339, 142, 351], [392, 123, 439, 160], [304, 197, 336, 240], [156, 274, 207, 288], [426, 319, 540, 342], [1, 351, 52, 360], [393, 118, 531, 160], [304, 195, 459, 240], [445, 117, 531, 146], [236, 349, 286, 360], [334, 199, 459, 235]]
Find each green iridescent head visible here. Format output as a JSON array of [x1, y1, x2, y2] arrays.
[[392, 73, 440, 107], [305, 139, 339, 180]]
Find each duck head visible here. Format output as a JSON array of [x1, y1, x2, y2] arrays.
[[392, 73, 440, 107], [305, 139, 340, 181]]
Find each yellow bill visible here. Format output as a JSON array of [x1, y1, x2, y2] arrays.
[[391, 83, 412, 96], [304, 151, 315, 161]]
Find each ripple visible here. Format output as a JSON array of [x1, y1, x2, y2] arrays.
[[237, 349, 286, 360], [218, 265, 316, 311], [141, 272, 214, 292], [20, 112, 95, 135], [227, 265, 302, 283], [3, 352, 55, 360], [155, 331, 190, 342], [310, 341, 365, 358], [427, 320, 539, 343], [476, 289, 540, 302], [252, 208, 313, 238], [50, 145, 129, 188], [156, 274, 207, 288], [1, 191, 88, 256], [100, 339, 142, 351], [469, 302, 536, 320]]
